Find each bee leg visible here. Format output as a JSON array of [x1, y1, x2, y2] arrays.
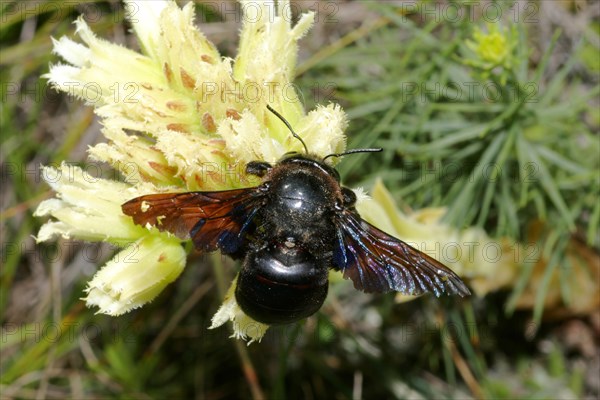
[[341, 187, 357, 207]]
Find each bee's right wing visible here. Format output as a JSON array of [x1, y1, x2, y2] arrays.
[[333, 210, 470, 297], [121, 188, 266, 255]]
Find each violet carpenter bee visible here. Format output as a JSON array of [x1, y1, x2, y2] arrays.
[[122, 106, 470, 324]]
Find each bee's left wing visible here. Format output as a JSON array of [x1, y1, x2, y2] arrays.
[[122, 188, 265, 255], [333, 211, 470, 297]]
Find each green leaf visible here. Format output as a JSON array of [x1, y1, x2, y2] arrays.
[[533, 233, 567, 324]]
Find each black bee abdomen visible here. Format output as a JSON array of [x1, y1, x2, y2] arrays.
[[235, 245, 329, 325]]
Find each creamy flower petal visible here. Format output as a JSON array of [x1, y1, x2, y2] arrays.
[[124, 0, 169, 59], [153, 2, 223, 89], [235, 0, 314, 83], [43, 64, 90, 102], [296, 104, 348, 159], [51, 36, 91, 67], [45, 17, 165, 107], [34, 163, 154, 244], [232, 0, 315, 136], [218, 109, 284, 164], [126, 0, 240, 123], [89, 124, 181, 186], [153, 130, 254, 190], [84, 235, 186, 315]]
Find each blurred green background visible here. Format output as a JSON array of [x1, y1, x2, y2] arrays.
[[1, 1, 599, 399]]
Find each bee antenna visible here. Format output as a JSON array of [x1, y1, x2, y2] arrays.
[[267, 105, 309, 154], [323, 148, 382, 162]]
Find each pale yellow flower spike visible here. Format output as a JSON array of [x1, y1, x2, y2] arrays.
[[38, 0, 343, 343]]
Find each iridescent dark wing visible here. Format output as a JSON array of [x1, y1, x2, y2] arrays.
[[333, 211, 470, 297], [121, 188, 265, 255]]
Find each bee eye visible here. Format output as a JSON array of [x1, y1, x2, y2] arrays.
[[342, 188, 356, 207], [246, 161, 272, 177]]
